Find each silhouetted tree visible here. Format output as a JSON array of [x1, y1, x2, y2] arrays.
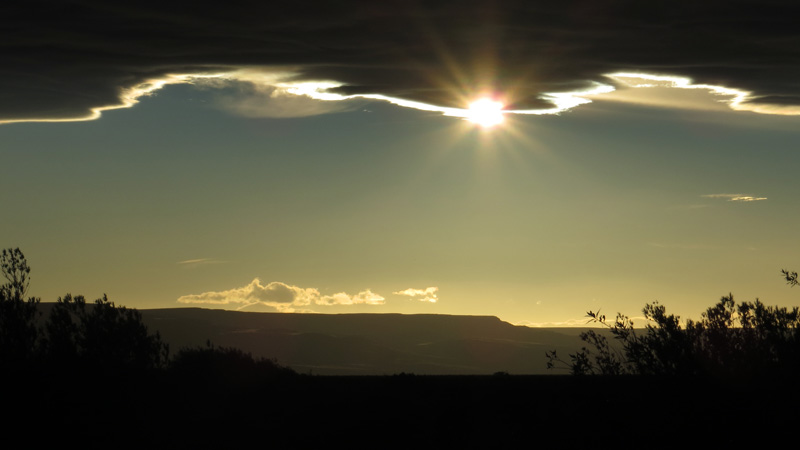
[[2, 247, 296, 380], [0, 248, 40, 365], [547, 294, 800, 379], [45, 293, 169, 371], [0, 247, 168, 371], [43, 293, 82, 364]]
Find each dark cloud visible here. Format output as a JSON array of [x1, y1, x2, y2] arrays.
[[2, 0, 799, 121]]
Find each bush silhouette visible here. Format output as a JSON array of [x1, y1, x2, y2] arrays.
[[170, 342, 297, 385], [547, 291, 800, 378]]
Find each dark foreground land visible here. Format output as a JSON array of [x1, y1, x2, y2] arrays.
[[8, 371, 796, 449]]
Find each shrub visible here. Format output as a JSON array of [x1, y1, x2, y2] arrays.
[[546, 294, 800, 379], [170, 342, 296, 385]]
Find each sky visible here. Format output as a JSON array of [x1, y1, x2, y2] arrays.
[[2, 1, 800, 326]]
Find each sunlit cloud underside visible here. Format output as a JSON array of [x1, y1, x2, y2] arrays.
[[177, 278, 385, 312], [177, 279, 441, 313], [3, 68, 799, 125]]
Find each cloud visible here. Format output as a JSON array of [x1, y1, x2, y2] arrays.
[[702, 194, 767, 202], [177, 278, 384, 312], [2, 1, 800, 124], [394, 287, 439, 303], [196, 73, 365, 118], [729, 196, 768, 202], [177, 258, 228, 267]]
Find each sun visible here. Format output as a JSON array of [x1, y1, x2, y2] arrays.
[[465, 98, 505, 128]]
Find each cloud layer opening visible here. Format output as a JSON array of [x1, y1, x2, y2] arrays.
[[3, 2, 800, 124]]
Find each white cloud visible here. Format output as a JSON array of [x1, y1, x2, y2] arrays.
[[729, 196, 767, 202], [177, 278, 384, 312], [211, 80, 362, 118], [393, 286, 439, 303], [314, 289, 386, 306], [702, 193, 767, 202], [605, 73, 800, 116]]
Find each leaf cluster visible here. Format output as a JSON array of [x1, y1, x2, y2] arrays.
[[783, 269, 799, 287]]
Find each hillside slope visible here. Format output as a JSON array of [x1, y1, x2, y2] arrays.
[[138, 308, 588, 375]]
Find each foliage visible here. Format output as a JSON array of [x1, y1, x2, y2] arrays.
[[45, 293, 170, 371], [546, 293, 800, 378], [170, 342, 297, 384], [1, 247, 297, 385], [1, 247, 31, 300], [0, 248, 41, 365], [783, 269, 799, 287], [1, 247, 168, 371]]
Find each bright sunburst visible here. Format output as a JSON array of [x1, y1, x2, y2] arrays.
[[465, 98, 505, 128]]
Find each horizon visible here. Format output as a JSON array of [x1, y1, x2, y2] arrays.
[[2, 2, 799, 328]]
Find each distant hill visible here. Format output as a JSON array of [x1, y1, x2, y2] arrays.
[[134, 308, 590, 375]]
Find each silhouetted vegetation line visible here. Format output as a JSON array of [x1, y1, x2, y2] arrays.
[[43, 293, 170, 372], [0, 248, 296, 381], [170, 342, 297, 385], [547, 276, 800, 378], [2, 248, 798, 447]]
